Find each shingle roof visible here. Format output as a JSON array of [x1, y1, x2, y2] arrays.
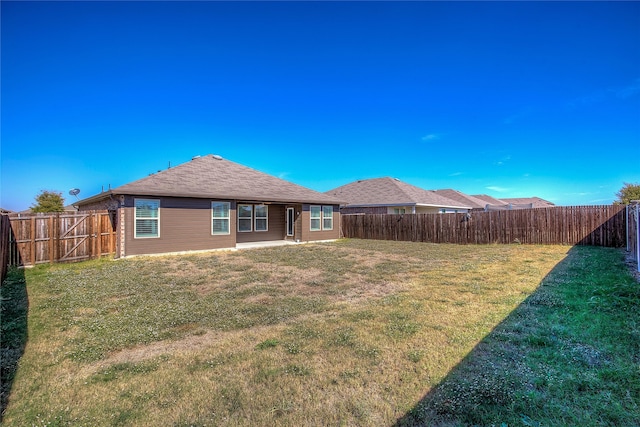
[[500, 197, 555, 208], [325, 177, 471, 209], [471, 194, 506, 206], [78, 155, 342, 205], [433, 189, 488, 209]]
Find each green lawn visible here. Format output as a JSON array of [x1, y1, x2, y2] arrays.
[[1, 239, 638, 426]]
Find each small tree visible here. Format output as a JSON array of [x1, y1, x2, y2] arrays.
[[31, 190, 65, 213], [615, 182, 640, 205]]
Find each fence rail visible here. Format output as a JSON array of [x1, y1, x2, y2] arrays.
[[341, 205, 627, 247], [6, 211, 116, 268]]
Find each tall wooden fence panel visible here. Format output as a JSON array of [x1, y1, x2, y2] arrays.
[[0, 215, 11, 284], [7, 211, 116, 267], [341, 205, 627, 247], [629, 204, 639, 271]]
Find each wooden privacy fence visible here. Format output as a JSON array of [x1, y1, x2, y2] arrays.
[[0, 215, 11, 284], [6, 210, 117, 267], [341, 205, 627, 247]]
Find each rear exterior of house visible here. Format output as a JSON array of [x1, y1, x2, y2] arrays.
[[76, 155, 341, 257]]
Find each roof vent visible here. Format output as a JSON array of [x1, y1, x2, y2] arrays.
[[192, 155, 201, 160], [212, 154, 223, 160]]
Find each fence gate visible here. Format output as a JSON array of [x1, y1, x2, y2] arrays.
[[7, 211, 116, 266]]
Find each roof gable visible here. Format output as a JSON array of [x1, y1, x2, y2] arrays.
[[433, 189, 488, 209], [471, 194, 506, 206], [325, 177, 471, 209], [79, 155, 342, 205], [500, 197, 555, 208]]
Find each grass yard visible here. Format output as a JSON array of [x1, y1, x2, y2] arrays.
[[1, 239, 639, 426]]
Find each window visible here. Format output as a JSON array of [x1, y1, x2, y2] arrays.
[[322, 206, 333, 230], [211, 202, 230, 235], [393, 208, 406, 215], [311, 205, 334, 231], [238, 204, 252, 232], [310, 205, 321, 231], [135, 199, 159, 238], [255, 205, 268, 232]]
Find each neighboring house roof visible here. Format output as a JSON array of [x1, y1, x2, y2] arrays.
[[77, 154, 342, 206], [13, 205, 78, 215], [325, 177, 471, 209], [434, 189, 488, 210], [0, 208, 13, 215], [471, 194, 506, 206], [500, 197, 555, 208]]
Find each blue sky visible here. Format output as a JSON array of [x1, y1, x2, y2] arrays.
[[2, 1, 639, 211]]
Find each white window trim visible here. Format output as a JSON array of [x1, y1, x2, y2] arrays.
[[134, 198, 160, 239], [238, 204, 253, 233], [254, 204, 268, 232], [322, 205, 334, 230], [310, 205, 322, 231], [211, 202, 230, 235]]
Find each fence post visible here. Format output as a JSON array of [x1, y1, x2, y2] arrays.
[[49, 215, 54, 264], [627, 200, 640, 272]]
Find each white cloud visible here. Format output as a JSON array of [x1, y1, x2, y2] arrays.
[[421, 134, 440, 142], [617, 78, 640, 98], [486, 186, 509, 193], [448, 172, 463, 177], [494, 154, 511, 166]]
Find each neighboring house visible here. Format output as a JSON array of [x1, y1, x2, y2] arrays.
[[434, 189, 489, 211], [75, 154, 342, 257], [11, 204, 78, 217], [471, 194, 506, 209], [325, 177, 471, 214], [471, 195, 555, 211], [499, 197, 555, 209]]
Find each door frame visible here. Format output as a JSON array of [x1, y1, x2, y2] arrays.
[[286, 207, 295, 237]]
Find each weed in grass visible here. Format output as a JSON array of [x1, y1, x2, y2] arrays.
[[89, 361, 160, 384], [220, 386, 245, 413], [407, 350, 425, 363], [269, 399, 293, 417], [255, 338, 279, 350], [331, 327, 357, 347], [283, 364, 311, 376], [284, 341, 302, 354], [354, 344, 381, 361], [385, 311, 421, 339]]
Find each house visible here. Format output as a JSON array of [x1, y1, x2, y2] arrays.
[[496, 197, 555, 209], [433, 189, 489, 210], [325, 177, 471, 214], [471, 194, 507, 209], [12, 204, 79, 217], [75, 154, 342, 257]]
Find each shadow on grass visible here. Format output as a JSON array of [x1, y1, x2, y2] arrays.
[[1, 267, 28, 422], [394, 246, 640, 427]]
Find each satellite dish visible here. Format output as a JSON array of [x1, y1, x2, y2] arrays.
[[69, 188, 80, 199]]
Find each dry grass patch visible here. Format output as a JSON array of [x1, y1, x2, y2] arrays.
[[2, 239, 588, 426]]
